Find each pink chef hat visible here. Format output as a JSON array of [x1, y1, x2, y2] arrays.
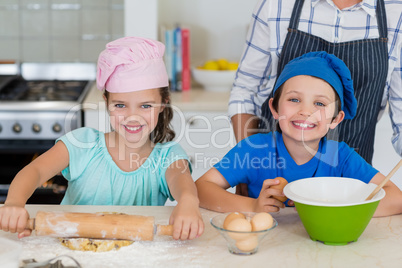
[[96, 36, 169, 93]]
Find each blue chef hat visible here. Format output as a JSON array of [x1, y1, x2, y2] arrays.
[[273, 51, 357, 119]]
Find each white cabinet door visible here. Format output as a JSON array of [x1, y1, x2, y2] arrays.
[[172, 111, 236, 153], [171, 111, 236, 180]]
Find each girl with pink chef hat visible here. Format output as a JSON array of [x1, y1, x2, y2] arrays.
[[0, 37, 204, 241]]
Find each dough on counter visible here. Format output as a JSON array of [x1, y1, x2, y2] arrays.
[[59, 212, 133, 252], [60, 238, 133, 252]]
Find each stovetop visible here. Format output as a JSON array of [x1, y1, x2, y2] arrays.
[[0, 71, 94, 140], [0, 75, 88, 102]]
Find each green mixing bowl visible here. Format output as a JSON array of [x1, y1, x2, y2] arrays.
[[283, 177, 385, 246]]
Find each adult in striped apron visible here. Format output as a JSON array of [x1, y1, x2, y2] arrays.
[[260, 0, 388, 164]]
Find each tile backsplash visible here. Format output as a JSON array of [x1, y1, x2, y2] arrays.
[[0, 0, 124, 63]]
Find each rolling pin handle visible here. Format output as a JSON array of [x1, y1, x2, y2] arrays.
[[156, 224, 173, 236], [26, 218, 35, 230]]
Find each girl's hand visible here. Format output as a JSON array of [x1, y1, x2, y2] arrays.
[[253, 178, 286, 212], [0, 205, 31, 238], [169, 197, 204, 240]]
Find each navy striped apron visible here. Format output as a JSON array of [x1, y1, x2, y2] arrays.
[[260, 0, 388, 164]]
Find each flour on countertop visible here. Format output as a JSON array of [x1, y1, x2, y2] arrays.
[[17, 235, 212, 268]]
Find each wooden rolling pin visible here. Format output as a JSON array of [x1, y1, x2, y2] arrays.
[[26, 211, 173, 241]]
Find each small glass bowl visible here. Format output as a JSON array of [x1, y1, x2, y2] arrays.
[[210, 212, 278, 255]]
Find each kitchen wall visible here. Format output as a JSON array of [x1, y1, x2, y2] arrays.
[[124, 0, 260, 66], [0, 0, 259, 65], [0, 0, 124, 63], [157, 0, 259, 65], [372, 111, 402, 190]]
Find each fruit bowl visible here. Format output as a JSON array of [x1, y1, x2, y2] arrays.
[[192, 68, 236, 92], [210, 212, 278, 255], [283, 177, 385, 245]]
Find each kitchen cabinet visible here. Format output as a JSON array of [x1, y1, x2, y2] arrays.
[[171, 111, 236, 180], [169, 89, 236, 189]]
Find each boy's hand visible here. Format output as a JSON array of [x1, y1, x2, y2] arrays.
[[253, 178, 286, 212], [169, 197, 204, 240], [0, 205, 31, 238]]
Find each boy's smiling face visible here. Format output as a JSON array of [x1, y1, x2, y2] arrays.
[[269, 75, 345, 147]]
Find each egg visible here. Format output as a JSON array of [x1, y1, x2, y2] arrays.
[[226, 218, 252, 241], [235, 234, 258, 252], [223, 212, 246, 229], [271, 177, 288, 202], [251, 212, 274, 231]]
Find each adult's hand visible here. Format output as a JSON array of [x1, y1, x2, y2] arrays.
[[231, 113, 260, 143], [235, 183, 249, 196]]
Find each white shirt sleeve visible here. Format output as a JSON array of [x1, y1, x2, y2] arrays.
[[228, 0, 274, 119], [387, 45, 402, 157]]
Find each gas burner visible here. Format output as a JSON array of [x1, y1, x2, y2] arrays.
[[23, 81, 88, 101], [0, 78, 88, 102], [0, 75, 27, 100]]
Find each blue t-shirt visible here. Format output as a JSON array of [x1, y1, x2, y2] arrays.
[[56, 127, 191, 206], [214, 132, 379, 199]]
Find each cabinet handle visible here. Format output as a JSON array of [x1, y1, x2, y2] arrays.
[[187, 116, 206, 127], [188, 117, 196, 126]]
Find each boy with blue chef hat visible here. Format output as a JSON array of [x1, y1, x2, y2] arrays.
[[196, 51, 402, 217]]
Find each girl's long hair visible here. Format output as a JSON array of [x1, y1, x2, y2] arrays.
[[151, 86, 175, 143], [103, 86, 175, 143]]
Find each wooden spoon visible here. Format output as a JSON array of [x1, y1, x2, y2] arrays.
[[365, 159, 402, 201]]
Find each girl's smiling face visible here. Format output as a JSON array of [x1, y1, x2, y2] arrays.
[[105, 88, 165, 145], [269, 75, 344, 147]]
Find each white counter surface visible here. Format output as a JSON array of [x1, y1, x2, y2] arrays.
[[1, 205, 401, 268]]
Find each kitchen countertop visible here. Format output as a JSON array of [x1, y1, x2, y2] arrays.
[[83, 84, 230, 112], [1, 205, 401, 268]]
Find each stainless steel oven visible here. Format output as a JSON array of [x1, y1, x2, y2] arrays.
[[0, 63, 95, 204]]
